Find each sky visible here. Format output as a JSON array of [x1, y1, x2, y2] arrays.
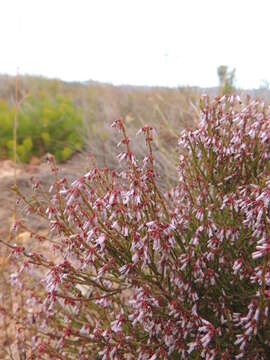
[[0, 0, 269, 89]]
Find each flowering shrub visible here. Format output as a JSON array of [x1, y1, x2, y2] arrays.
[[9, 95, 270, 358]]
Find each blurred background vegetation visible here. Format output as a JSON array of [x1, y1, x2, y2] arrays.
[[0, 72, 270, 186], [0, 94, 82, 162], [0, 74, 201, 187]]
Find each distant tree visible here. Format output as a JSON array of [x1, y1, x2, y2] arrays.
[[217, 65, 236, 94]]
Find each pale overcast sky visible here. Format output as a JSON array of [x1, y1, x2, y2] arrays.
[[0, 0, 269, 89]]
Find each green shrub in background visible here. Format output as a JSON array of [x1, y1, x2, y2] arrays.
[[0, 94, 83, 162]]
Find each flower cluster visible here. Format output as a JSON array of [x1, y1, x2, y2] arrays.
[[10, 95, 270, 358]]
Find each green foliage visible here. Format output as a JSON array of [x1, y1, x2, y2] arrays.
[[17, 137, 33, 162], [0, 94, 83, 162]]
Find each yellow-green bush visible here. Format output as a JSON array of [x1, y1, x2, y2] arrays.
[[0, 94, 83, 162]]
